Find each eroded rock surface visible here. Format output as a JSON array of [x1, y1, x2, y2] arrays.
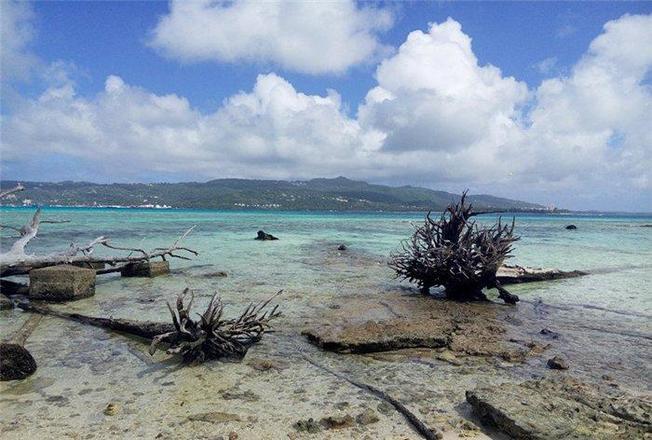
[[466, 378, 651, 439], [303, 298, 531, 360]]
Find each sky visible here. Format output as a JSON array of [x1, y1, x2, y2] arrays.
[[1, 1, 651, 212]]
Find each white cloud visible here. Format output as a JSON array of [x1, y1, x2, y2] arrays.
[[1, 73, 380, 179], [148, 0, 393, 75], [0, 0, 37, 82], [2, 14, 651, 210], [534, 57, 558, 75]]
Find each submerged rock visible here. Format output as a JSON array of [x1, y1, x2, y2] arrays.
[[255, 230, 278, 240], [356, 408, 380, 425], [547, 355, 570, 370], [566, 224, 578, 230], [466, 377, 651, 439], [497, 264, 587, 285], [293, 418, 321, 433], [187, 411, 241, 424], [0, 343, 37, 381], [540, 328, 560, 339], [0, 293, 12, 310], [320, 414, 355, 429], [120, 260, 169, 278], [337, 244, 347, 251], [0, 279, 29, 296]]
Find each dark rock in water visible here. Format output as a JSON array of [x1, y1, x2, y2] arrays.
[[0, 294, 12, 310], [202, 271, 228, 278], [547, 355, 569, 370], [565, 224, 577, 230], [255, 230, 278, 240], [337, 244, 347, 251], [0, 343, 37, 381], [0, 279, 29, 297], [540, 328, 559, 339], [356, 408, 380, 425], [121, 260, 169, 278], [293, 418, 321, 433], [320, 414, 355, 429], [466, 377, 650, 439], [641, 224, 652, 227]]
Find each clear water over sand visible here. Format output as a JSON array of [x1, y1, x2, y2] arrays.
[[1, 208, 651, 439]]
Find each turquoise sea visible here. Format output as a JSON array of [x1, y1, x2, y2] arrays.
[[2, 207, 651, 314], [1, 207, 651, 439]]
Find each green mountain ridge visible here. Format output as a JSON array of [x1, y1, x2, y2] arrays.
[[0, 177, 550, 212]]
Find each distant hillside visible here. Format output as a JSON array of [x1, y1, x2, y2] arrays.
[[0, 177, 549, 212]]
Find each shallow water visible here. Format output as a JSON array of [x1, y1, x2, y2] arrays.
[[1, 208, 651, 439]]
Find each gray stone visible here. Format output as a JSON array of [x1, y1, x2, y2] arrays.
[[466, 378, 650, 439], [0, 294, 12, 310], [120, 260, 169, 278], [547, 355, 569, 370], [29, 265, 95, 301]]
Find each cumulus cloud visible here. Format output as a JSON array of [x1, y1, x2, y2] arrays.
[[1, 73, 381, 179], [2, 14, 651, 210], [358, 18, 528, 155], [148, 0, 393, 74], [0, 0, 37, 83]]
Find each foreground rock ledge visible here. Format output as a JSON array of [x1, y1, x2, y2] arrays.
[[303, 300, 531, 361], [466, 378, 651, 439]]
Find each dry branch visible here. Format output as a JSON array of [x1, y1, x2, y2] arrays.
[[390, 192, 520, 304], [17, 289, 282, 364], [0, 184, 24, 200], [0, 210, 197, 276]]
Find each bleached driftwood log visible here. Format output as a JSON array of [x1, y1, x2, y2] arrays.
[[0, 209, 197, 277], [0, 183, 24, 200]]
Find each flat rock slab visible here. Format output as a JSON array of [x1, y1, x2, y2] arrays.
[[121, 260, 169, 277], [497, 264, 588, 284], [303, 299, 528, 360], [466, 378, 652, 439], [29, 264, 95, 301]]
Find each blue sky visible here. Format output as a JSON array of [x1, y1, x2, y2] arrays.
[[23, 1, 651, 112], [1, 1, 651, 211]]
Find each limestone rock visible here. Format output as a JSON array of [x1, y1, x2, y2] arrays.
[[29, 264, 95, 301], [466, 378, 651, 439], [120, 260, 169, 278]]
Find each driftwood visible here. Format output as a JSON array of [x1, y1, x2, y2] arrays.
[[17, 289, 282, 364], [299, 350, 440, 440], [0, 183, 24, 200], [0, 314, 42, 381], [390, 192, 520, 304], [0, 209, 198, 276]]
